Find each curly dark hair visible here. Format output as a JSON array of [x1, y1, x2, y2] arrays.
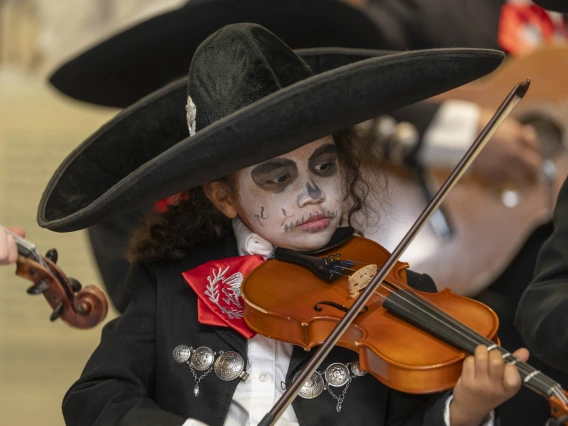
[[128, 128, 387, 263]]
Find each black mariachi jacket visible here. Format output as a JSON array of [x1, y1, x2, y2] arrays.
[[62, 234, 453, 426], [516, 176, 568, 373]]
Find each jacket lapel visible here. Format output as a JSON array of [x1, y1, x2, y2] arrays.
[[287, 344, 314, 382]]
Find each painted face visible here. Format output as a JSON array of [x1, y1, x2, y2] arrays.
[[234, 136, 344, 251]]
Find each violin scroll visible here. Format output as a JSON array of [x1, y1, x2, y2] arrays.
[[3, 226, 109, 329], [70, 284, 109, 327], [18, 253, 108, 329]]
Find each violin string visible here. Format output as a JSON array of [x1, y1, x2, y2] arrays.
[[331, 265, 364, 274], [338, 259, 367, 265]]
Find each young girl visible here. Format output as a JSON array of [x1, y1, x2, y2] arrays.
[[2, 23, 528, 426]]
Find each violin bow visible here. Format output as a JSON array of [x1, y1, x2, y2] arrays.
[[258, 78, 532, 426], [1, 226, 109, 329]]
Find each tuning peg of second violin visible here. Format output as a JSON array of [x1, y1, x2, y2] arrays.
[[45, 248, 58, 263], [26, 279, 49, 295]]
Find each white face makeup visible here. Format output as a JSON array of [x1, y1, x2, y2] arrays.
[[234, 136, 344, 251]]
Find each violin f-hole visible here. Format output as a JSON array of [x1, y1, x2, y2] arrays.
[[314, 301, 368, 315]]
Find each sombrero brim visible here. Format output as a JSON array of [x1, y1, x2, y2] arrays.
[[533, 0, 568, 13], [48, 0, 387, 108], [38, 47, 505, 232]]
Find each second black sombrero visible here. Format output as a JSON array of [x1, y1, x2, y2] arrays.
[[48, 0, 390, 108]]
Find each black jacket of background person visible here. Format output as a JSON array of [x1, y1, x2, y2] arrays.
[[62, 233, 460, 426], [365, 0, 502, 51], [364, 0, 503, 144], [516, 177, 568, 373]]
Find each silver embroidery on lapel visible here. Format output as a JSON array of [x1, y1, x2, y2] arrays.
[[186, 95, 197, 136], [222, 272, 243, 307], [205, 266, 245, 319]]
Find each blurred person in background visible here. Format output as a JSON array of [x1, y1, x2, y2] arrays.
[[353, 0, 568, 424], [514, 0, 568, 376]]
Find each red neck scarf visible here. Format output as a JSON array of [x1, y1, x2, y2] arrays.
[[182, 255, 264, 338]]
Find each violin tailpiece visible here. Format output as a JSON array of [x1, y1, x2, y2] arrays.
[[273, 248, 348, 282]]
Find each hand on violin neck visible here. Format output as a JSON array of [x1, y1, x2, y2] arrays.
[[449, 345, 530, 426], [0, 226, 24, 265]]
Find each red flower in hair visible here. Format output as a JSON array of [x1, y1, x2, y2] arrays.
[[153, 192, 189, 212]]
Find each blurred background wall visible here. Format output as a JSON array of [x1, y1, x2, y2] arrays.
[[0, 1, 182, 424]]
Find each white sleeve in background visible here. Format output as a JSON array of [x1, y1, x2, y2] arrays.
[[443, 395, 495, 426], [419, 100, 481, 169]]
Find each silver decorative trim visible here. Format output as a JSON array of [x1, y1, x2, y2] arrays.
[[214, 351, 246, 382], [173, 345, 191, 363], [191, 346, 216, 371], [325, 363, 351, 387], [294, 371, 325, 399], [186, 95, 197, 136], [349, 361, 368, 377], [204, 266, 245, 319]]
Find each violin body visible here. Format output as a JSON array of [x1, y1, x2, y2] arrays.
[[242, 236, 499, 394]]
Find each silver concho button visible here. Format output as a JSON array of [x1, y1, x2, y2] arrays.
[[173, 345, 191, 363], [190, 346, 215, 371], [350, 361, 368, 377], [214, 351, 246, 381], [325, 362, 350, 387], [294, 371, 325, 399]]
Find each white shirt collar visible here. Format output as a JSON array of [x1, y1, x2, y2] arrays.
[[232, 217, 274, 259]]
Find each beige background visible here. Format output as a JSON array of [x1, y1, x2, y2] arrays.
[[0, 1, 182, 424]]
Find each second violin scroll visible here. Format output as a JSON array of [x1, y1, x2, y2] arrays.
[[3, 226, 109, 329]]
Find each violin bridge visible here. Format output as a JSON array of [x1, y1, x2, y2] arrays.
[[348, 264, 378, 298]]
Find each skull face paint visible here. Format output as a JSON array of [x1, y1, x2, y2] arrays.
[[234, 136, 343, 251]]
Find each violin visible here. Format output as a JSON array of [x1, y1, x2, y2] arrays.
[[243, 233, 502, 393], [2, 226, 109, 329], [245, 80, 568, 426], [242, 233, 568, 402]]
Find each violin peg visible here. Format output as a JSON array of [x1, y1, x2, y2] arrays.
[[45, 248, 58, 263], [68, 277, 82, 292], [26, 279, 49, 295], [50, 302, 64, 322]]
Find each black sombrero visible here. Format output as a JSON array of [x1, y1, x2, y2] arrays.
[[533, 0, 568, 13], [38, 23, 505, 232], [48, 0, 390, 108]]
